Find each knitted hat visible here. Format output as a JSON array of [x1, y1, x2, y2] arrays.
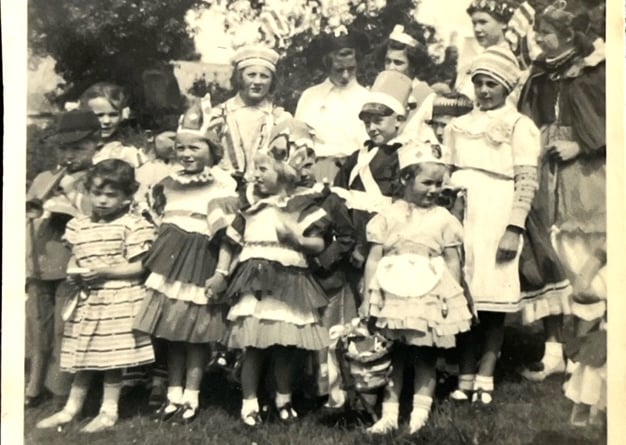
[[232, 45, 280, 73], [431, 94, 474, 119], [470, 45, 520, 92], [361, 70, 413, 117], [266, 118, 316, 172], [466, 0, 518, 23], [47, 110, 101, 144], [397, 141, 452, 170]]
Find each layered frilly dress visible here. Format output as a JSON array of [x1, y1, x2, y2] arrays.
[[133, 166, 238, 343], [365, 201, 473, 348], [61, 213, 156, 371], [223, 195, 330, 351]]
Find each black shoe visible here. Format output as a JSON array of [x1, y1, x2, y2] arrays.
[[241, 411, 263, 428], [170, 403, 199, 425], [25, 390, 51, 409], [276, 402, 298, 423], [152, 401, 181, 422]]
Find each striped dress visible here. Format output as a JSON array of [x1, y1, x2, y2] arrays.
[[60, 213, 156, 371]]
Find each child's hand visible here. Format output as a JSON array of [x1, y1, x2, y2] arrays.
[[350, 249, 366, 269], [205, 273, 228, 301], [548, 140, 580, 162], [66, 266, 91, 286], [80, 269, 102, 285], [496, 228, 521, 263]]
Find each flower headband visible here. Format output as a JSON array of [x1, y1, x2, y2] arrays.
[[466, 0, 517, 23]]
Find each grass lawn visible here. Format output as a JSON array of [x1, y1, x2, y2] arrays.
[[24, 323, 606, 445]]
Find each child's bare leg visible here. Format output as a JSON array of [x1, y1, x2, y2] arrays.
[[36, 371, 94, 429], [273, 346, 298, 420], [240, 347, 265, 424], [451, 329, 477, 400], [179, 343, 208, 417], [81, 370, 121, 433], [159, 341, 185, 415], [410, 347, 436, 434], [367, 346, 404, 434], [473, 311, 505, 404]]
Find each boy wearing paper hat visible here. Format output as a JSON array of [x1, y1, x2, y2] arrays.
[[334, 70, 412, 273]]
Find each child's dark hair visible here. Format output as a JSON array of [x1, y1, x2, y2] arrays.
[[80, 82, 129, 112], [86, 159, 139, 196]]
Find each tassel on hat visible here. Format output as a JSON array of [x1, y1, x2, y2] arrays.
[[397, 141, 452, 170], [470, 45, 521, 92], [362, 70, 413, 117]]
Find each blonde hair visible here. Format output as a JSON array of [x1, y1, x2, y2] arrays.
[[253, 151, 298, 192]]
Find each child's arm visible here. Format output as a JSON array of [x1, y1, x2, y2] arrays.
[[360, 244, 383, 317], [443, 246, 462, 284], [80, 256, 147, 283], [205, 242, 234, 299]]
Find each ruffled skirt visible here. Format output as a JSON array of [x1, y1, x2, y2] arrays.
[[133, 290, 228, 344], [225, 259, 329, 350], [144, 223, 220, 288], [367, 256, 472, 349]]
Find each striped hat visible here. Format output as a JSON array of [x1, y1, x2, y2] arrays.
[[470, 45, 520, 92], [431, 94, 474, 119], [232, 45, 280, 73], [362, 70, 413, 117]]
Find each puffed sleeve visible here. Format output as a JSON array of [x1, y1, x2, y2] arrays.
[[124, 216, 157, 261], [440, 208, 464, 248], [366, 213, 388, 245], [225, 213, 246, 246], [511, 115, 541, 166]]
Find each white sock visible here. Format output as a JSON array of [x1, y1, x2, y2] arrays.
[[64, 383, 89, 416], [241, 397, 259, 416], [381, 401, 399, 420], [275, 392, 291, 409], [167, 386, 184, 405], [544, 341, 564, 365], [100, 382, 122, 416], [474, 375, 494, 391], [458, 374, 475, 391], [410, 395, 432, 432], [182, 389, 200, 409]]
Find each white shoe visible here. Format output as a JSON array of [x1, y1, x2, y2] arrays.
[[520, 358, 566, 382], [80, 411, 118, 433], [36, 409, 75, 429], [366, 416, 398, 434], [408, 409, 430, 434]]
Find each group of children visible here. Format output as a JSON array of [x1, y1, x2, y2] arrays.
[[26, 10, 606, 435]]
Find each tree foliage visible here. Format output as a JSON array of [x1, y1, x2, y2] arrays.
[[28, 0, 202, 115]]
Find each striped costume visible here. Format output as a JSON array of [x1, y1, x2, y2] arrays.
[[60, 213, 156, 372]]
